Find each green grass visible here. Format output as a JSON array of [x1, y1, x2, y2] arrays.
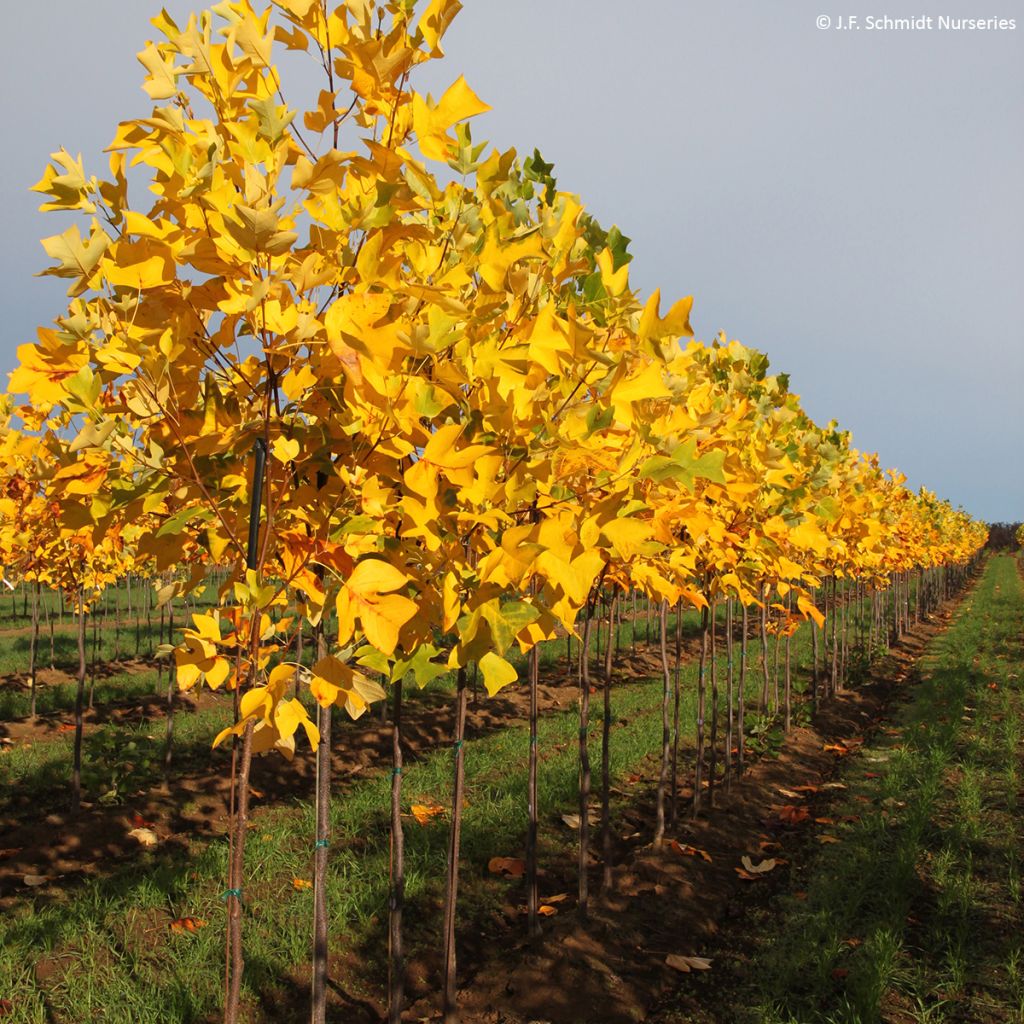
[[710, 554, 1024, 1024], [0, 594, 834, 1023]]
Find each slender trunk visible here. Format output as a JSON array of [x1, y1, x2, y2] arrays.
[[708, 600, 718, 809], [45, 590, 55, 669], [578, 597, 595, 918], [29, 582, 39, 720], [693, 605, 710, 816], [71, 589, 86, 815], [654, 601, 672, 842], [810, 585, 820, 709], [87, 605, 98, 709], [759, 590, 770, 713], [725, 598, 734, 789], [601, 593, 617, 891], [388, 679, 405, 1024], [783, 592, 792, 733], [771, 614, 781, 713], [526, 641, 540, 937], [830, 577, 840, 696], [163, 597, 175, 777], [224, 720, 255, 1024], [670, 599, 682, 824], [441, 668, 468, 1023], [311, 623, 332, 1024], [738, 603, 747, 774]]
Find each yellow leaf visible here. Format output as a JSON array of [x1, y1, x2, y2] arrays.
[[271, 436, 300, 463], [412, 76, 490, 161], [478, 651, 518, 697]]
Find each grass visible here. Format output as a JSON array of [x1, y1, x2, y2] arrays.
[[0, 593, 835, 1023], [708, 554, 1024, 1024]]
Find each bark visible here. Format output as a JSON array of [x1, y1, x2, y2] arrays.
[[601, 593, 617, 891], [654, 601, 673, 842], [441, 668, 469, 1023], [388, 679, 405, 1024]]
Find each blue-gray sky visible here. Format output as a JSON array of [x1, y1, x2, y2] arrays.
[[2, 1, 1021, 520]]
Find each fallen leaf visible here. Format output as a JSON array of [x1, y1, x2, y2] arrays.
[[0, 848, 23, 859], [169, 916, 207, 933], [740, 856, 776, 874], [831, 968, 849, 980], [57, 723, 76, 734], [538, 904, 558, 916], [863, 772, 881, 780], [0, 998, 11, 1017], [665, 954, 712, 973], [23, 874, 50, 887], [817, 834, 841, 844], [843, 937, 863, 948], [560, 810, 599, 829], [292, 878, 313, 891], [669, 840, 712, 863], [130, 812, 155, 829], [248, 787, 265, 799], [488, 856, 526, 877], [541, 893, 570, 904], [814, 817, 836, 825], [128, 827, 158, 848], [776, 787, 801, 799], [773, 805, 810, 825], [411, 804, 446, 826]]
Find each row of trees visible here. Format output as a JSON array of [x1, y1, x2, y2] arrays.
[[3, 1, 987, 1021]]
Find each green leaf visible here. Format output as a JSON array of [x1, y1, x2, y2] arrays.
[[156, 505, 215, 539], [480, 599, 540, 655]]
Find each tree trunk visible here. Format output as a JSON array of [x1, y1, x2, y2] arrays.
[[654, 601, 672, 842], [708, 600, 718, 809], [71, 590, 86, 815], [693, 605, 709, 817], [578, 596, 595, 916], [738, 603, 747, 774], [388, 679, 405, 1024], [29, 582, 39, 720], [670, 599, 682, 824], [311, 641, 332, 1024], [441, 668, 468, 1024], [601, 593, 617, 891]]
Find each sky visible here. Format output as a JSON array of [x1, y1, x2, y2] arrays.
[[1, 1, 1021, 521]]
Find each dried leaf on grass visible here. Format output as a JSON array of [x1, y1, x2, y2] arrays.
[[669, 839, 712, 862], [22, 874, 50, 887], [772, 805, 810, 825], [740, 856, 776, 874], [292, 878, 313, 891], [128, 827, 158, 848], [560, 810, 599, 829], [169, 917, 207, 933], [411, 804, 446, 826], [488, 856, 526, 877], [665, 954, 712, 973]]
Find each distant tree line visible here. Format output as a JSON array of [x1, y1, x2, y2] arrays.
[[985, 523, 1022, 550]]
